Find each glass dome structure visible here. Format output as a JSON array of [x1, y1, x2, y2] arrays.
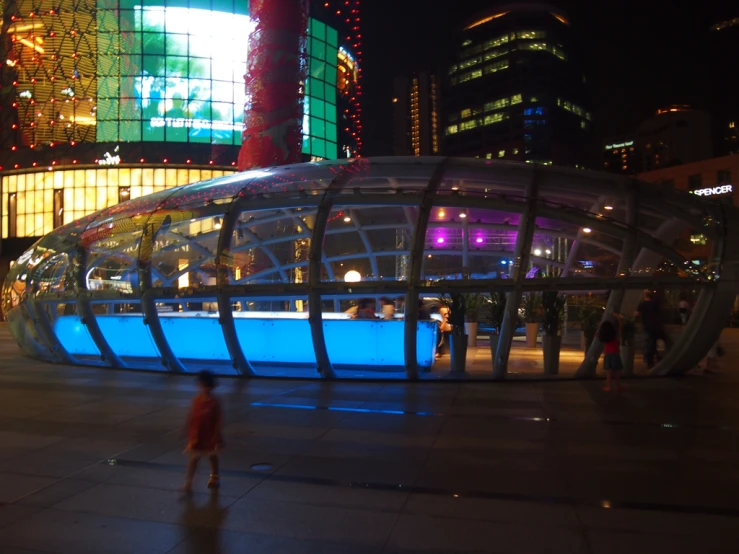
[[3, 157, 739, 379]]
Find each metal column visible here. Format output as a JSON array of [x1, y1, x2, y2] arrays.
[[138, 215, 186, 373], [74, 246, 126, 368], [404, 159, 448, 379], [493, 170, 539, 379], [308, 161, 361, 378], [576, 187, 639, 378], [215, 199, 256, 376]]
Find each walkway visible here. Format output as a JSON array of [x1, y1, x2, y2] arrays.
[[0, 324, 737, 553]]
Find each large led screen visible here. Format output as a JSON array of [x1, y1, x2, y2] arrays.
[[96, 0, 337, 156], [97, 0, 252, 145]]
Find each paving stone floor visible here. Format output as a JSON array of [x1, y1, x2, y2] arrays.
[[0, 323, 738, 553]]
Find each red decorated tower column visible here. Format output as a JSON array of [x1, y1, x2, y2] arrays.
[[238, 0, 309, 171]]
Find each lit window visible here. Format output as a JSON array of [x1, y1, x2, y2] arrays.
[[498, 150, 505, 158], [446, 124, 459, 135], [513, 148, 519, 155], [486, 153, 493, 159], [460, 119, 479, 131], [460, 108, 472, 119], [483, 113, 508, 125], [730, 121, 736, 129], [523, 106, 545, 116], [515, 30, 546, 40], [511, 94, 522, 105], [484, 97, 510, 111]]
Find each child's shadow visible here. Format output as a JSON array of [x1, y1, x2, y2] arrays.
[[179, 492, 227, 554]]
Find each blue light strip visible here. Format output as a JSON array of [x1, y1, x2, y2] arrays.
[[53, 315, 438, 369]]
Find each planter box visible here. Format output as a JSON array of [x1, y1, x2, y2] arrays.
[[525, 322, 539, 348], [543, 335, 561, 375]]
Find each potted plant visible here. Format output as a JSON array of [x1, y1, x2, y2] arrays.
[[447, 292, 468, 372], [462, 292, 486, 347], [578, 302, 603, 352], [483, 291, 507, 366], [541, 291, 566, 375], [521, 292, 542, 348], [620, 316, 636, 376]]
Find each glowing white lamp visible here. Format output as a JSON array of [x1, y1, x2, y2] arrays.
[[344, 270, 361, 283]]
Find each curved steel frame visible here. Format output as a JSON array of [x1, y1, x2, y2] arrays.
[[4, 157, 739, 379]]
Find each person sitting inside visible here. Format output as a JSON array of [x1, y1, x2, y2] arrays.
[[355, 298, 376, 319]]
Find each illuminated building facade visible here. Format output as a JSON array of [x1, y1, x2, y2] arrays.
[[3, 157, 737, 380], [442, 4, 593, 167], [636, 106, 713, 171], [602, 136, 637, 174], [392, 71, 441, 156], [0, 0, 362, 276]]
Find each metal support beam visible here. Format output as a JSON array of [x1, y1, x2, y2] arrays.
[[138, 215, 186, 373], [73, 246, 126, 368], [308, 161, 363, 378], [576, 188, 639, 378], [216, 200, 256, 376], [651, 203, 739, 376], [29, 298, 77, 365], [493, 170, 539, 379], [404, 160, 448, 379]]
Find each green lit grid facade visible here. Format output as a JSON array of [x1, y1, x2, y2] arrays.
[[303, 18, 338, 159]]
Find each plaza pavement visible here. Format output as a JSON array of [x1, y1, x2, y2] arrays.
[[0, 323, 738, 553]]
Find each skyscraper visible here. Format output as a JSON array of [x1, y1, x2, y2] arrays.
[[392, 71, 441, 157], [442, 4, 592, 167]]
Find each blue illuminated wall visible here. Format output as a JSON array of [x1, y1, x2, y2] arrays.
[[54, 315, 438, 369]]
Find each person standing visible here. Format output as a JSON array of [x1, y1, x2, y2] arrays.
[[183, 370, 224, 493], [636, 291, 672, 368], [598, 317, 624, 392], [678, 297, 690, 325]]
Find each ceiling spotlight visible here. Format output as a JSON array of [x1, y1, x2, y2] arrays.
[[604, 205, 614, 210], [533, 248, 542, 256], [438, 210, 445, 218], [437, 237, 445, 244], [583, 227, 592, 234], [475, 237, 483, 244], [343, 216, 351, 222], [459, 212, 467, 218], [545, 249, 552, 255]]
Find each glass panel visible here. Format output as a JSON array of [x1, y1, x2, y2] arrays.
[[90, 300, 163, 366], [155, 295, 235, 374], [225, 206, 317, 285], [422, 206, 466, 281], [229, 294, 315, 377], [325, 205, 412, 282], [151, 212, 222, 289], [321, 293, 425, 378]]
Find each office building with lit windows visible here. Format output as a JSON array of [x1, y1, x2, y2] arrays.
[[442, 4, 593, 167], [0, 0, 362, 284], [635, 106, 713, 172], [603, 136, 637, 174], [392, 71, 441, 156]]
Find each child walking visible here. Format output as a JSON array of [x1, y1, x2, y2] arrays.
[[183, 370, 224, 493], [598, 317, 624, 392]]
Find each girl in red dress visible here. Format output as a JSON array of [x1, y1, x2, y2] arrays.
[[183, 370, 224, 493]]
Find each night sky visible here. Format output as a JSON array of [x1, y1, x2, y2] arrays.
[[361, 0, 735, 156]]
